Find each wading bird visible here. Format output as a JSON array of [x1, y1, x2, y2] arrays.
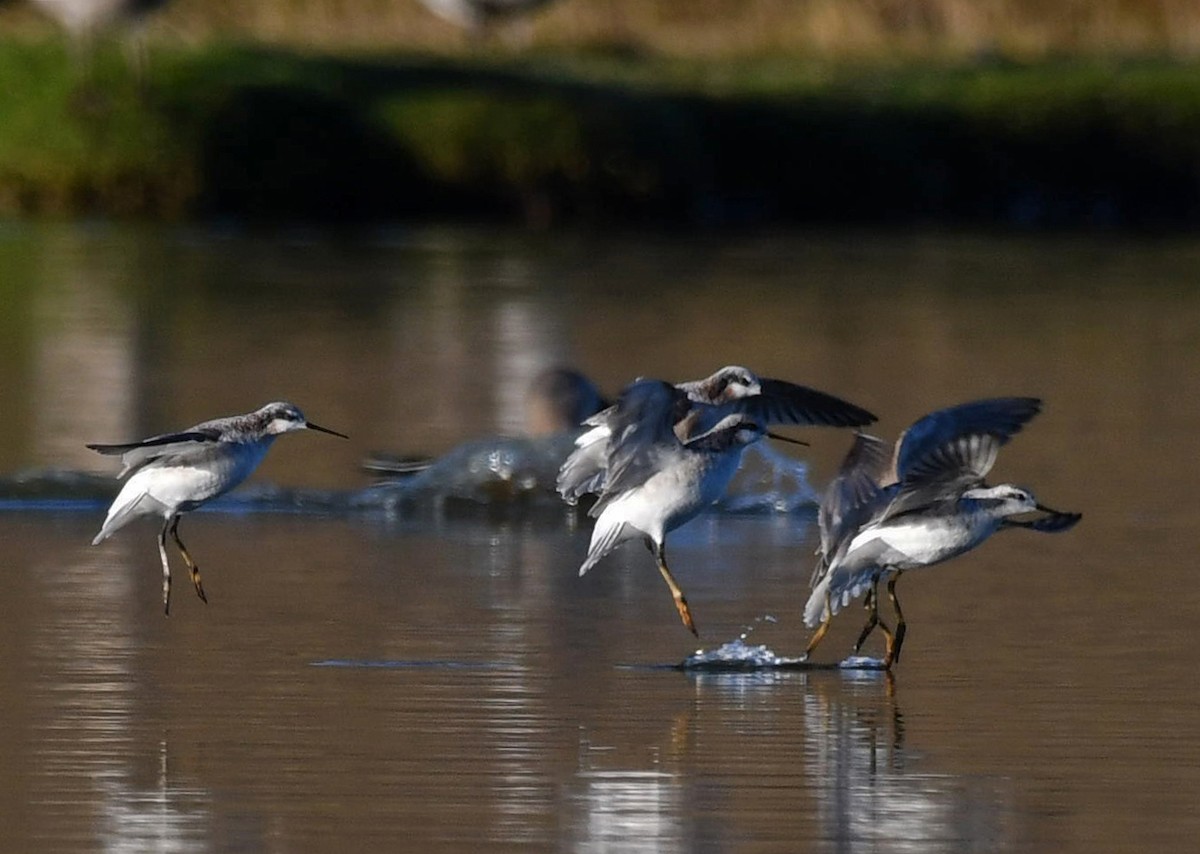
[[561, 373, 875, 636], [524, 366, 609, 437], [89, 401, 347, 614], [558, 365, 876, 504], [804, 397, 1081, 668]]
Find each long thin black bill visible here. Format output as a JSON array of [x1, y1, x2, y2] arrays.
[[307, 421, 349, 439], [1024, 506, 1082, 532], [765, 431, 809, 447]]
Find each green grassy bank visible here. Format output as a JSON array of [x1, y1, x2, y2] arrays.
[[3, 40, 1200, 227]]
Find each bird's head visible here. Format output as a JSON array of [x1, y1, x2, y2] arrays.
[[962, 483, 1038, 516], [966, 483, 1082, 532], [258, 401, 348, 439], [703, 365, 762, 402]]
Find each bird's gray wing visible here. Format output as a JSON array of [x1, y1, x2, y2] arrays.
[[87, 428, 223, 476], [556, 424, 611, 502], [589, 380, 689, 511], [882, 397, 1043, 520], [812, 433, 891, 588], [581, 404, 615, 430], [736, 379, 876, 428], [892, 397, 1041, 483]]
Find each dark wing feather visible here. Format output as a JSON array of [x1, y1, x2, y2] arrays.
[[594, 380, 688, 506], [581, 405, 615, 430], [813, 433, 891, 588], [893, 397, 1041, 483], [882, 397, 1042, 520], [556, 407, 618, 501], [87, 428, 222, 475], [737, 379, 876, 428]]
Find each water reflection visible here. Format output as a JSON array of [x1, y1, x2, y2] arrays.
[[96, 740, 211, 854], [570, 768, 686, 854], [2, 225, 1199, 852], [30, 229, 138, 471], [382, 244, 591, 455], [800, 677, 1015, 853], [23, 537, 213, 850]]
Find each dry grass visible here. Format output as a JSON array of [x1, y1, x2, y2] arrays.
[[4, 0, 1200, 58]]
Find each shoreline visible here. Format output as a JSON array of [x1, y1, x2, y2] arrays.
[[2, 41, 1199, 229]]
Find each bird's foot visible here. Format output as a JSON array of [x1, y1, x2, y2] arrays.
[[190, 570, 208, 604], [674, 596, 699, 638]]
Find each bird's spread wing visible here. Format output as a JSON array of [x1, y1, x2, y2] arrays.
[[736, 379, 877, 429], [813, 433, 891, 588], [556, 405, 619, 501], [892, 397, 1042, 483], [87, 429, 223, 476], [587, 380, 688, 513], [883, 397, 1043, 519], [581, 405, 615, 430], [556, 424, 611, 501]]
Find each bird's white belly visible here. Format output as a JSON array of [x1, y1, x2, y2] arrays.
[[644, 449, 743, 533], [845, 517, 994, 571], [599, 450, 735, 542], [134, 443, 267, 512]]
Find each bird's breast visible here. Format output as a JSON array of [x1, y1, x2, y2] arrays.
[[845, 513, 999, 571]]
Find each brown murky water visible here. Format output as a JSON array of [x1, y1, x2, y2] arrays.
[[1, 224, 1197, 852]]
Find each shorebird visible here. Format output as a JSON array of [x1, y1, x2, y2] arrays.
[[803, 397, 1081, 668], [558, 365, 876, 504], [561, 374, 874, 636], [88, 401, 348, 614], [524, 366, 609, 437], [360, 365, 607, 477]]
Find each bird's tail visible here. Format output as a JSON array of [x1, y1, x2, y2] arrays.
[[803, 575, 832, 627], [804, 568, 877, 627], [579, 519, 633, 577], [92, 489, 164, 545]]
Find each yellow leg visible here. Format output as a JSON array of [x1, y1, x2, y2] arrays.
[[852, 581, 881, 654], [157, 518, 173, 616], [169, 516, 207, 604], [803, 593, 833, 660], [882, 571, 906, 668], [853, 576, 897, 662], [652, 541, 698, 637]]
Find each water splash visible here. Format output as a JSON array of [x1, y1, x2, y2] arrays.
[[719, 442, 818, 513], [681, 637, 801, 670], [839, 655, 886, 670], [680, 616, 804, 670], [679, 617, 889, 672], [357, 435, 576, 512]]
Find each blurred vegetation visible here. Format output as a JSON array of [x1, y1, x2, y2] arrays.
[[7, 0, 1200, 59], [2, 1, 1200, 226]]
